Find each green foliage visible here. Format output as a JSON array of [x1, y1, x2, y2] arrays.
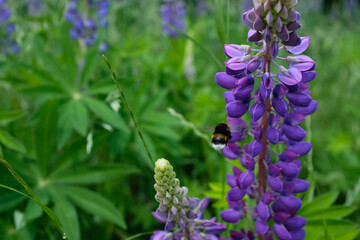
[[0, 0, 359, 239]]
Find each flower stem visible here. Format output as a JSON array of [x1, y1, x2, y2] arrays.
[[258, 43, 272, 240], [102, 54, 155, 167]]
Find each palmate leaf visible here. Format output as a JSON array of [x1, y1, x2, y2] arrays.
[[35, 100, 59, 176], [59, 186, 126, 229], [82, 97, 129, 132], [80, 48, 100, 87], [50, 164, 139, 185], [0, 130, 26, 153], [49, 188, 80, 240], [67, 100, 89, 136], [0, 110, 25, 124], [305, 219, 359, 240], [303, 205, 357, 221], [298, 192, 339, 215]]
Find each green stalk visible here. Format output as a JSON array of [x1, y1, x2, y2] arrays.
[[0, 157, 66, 239], [125, 231, 153, 240], [102, 55, 155, 167]]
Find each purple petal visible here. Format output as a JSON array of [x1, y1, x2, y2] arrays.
[[274, 212, 291, 224], [257, 201, 271, 221], [269, 164, 282, 177], [274, 17, 283, 32], [222, 143, 242, 159], [288, 55, 315, 72], [272, 199, 286, 212], [248, 29, 262, 42], [227, 174, 237, 187], [283, 124, 306, 141], [271, 41, 279, 58], [272, 98, 289, 117], [250, 103, 265, 121], [278, 161, 300, 178], [268, 176, 283, 193], [240, 155, 255, 170], [228, 187, 246, 201], [273, 84, 289, 99], [293, 179, 310, 193], [266, 127, 280, 144], [216, 72, 238, 89], [226, 57, 248, 75], [239, 170, 255, 189], [280, 195, 302, 210], [221, 209, 242, 223], [246, 140, 263, 157], [287, 8, 298, 22], [279, 150, 300, 162], [260, 77, 272, 101], [278, 26, 289, 41], [151, 231, 167, 240], [266, 10, 274, 24], [152, 211, 167, 223], [285, 216, 307, 229], [301, 71, 316, 83], [198, 197, 210, 212], [288, 37, 310, 55], [284, 112, 306, 126], [253, 16, 265, 31], [206, 223, 227, 234], [242, 10, 255, 28], [224, 44, 251, 58], [236, 74, 255, 87], [264, 26, 271, 43], [277, 67, 302, 86], [247, 56, 262, 73], [280, 6, 288, 19], [287, 92, 312, 107], [287, 21, 302, 31], [255, 220, 269, 236], [291, 228, 306, 240], [274, 224, 292, 240], [226, 102, 249, 118], [233, 85, 254, 101], [282, 31, 301, 47], [293, 100, 318, 115], [224, 91, 235, 103]]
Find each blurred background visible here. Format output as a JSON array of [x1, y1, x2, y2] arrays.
[[0, 0, 359, 239]]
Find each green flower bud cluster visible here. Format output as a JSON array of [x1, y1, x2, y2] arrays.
[[154, 158, 188, 210]]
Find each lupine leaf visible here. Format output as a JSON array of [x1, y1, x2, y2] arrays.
[[51, 164, 139, 185], [303, 205, 357, 220], [298, 192, 339, 215], [85, 78, 116, 95], [143, 112, 182, 127], [214, 0, 226, 45], [0, 191, 26, 213], [80, 48, 100, 87], [62, 186, 127, 229], [49, 188, 80, 240], [142, 123, 180, 141], [35, 100, 59, 176], [0, 130, 26, 153], [68, 100, 89, 136], [138, 90, 167, 117], [305, 219, 359, 240], [0, 110, 25, 124], [82, 97, 128, 132], [57, 103, 73, 149]]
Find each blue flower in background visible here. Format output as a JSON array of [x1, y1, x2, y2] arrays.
[[160, 0, 186, 37], [65, 0, 109, 49], [0, 0, 19, 55], [26, 0, 43, 15]]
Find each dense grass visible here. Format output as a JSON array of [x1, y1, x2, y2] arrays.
[[0, 0, 359, 239]]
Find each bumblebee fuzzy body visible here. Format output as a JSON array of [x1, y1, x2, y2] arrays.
[[211, 123, 232, 150]]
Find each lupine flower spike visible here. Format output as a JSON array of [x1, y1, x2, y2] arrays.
[[65, 0, 109, 51], [216, 0, 316, 239], [160, 0, 186, 37], [0, 0, 19, 55], [151, 158, 226, 239]]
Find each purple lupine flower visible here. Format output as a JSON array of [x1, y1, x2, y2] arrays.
[[152, 159, 226, 239], [0, 1, 19, 55], [65, 0, 109, 49], [216, 1, 316, 239], [160, 0, 186, 37], [26, 0, 43, 15]]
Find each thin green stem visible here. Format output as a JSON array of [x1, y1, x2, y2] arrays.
[[125, 231, 153, 240], [0, 156, 65, 238], [165, 24, 223, 69], [226, 0, 230, 43], [102, 55, 155, 166], [0, 184, 31, 199]]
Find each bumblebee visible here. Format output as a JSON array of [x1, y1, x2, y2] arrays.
[[211, 123, 232, 150]]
